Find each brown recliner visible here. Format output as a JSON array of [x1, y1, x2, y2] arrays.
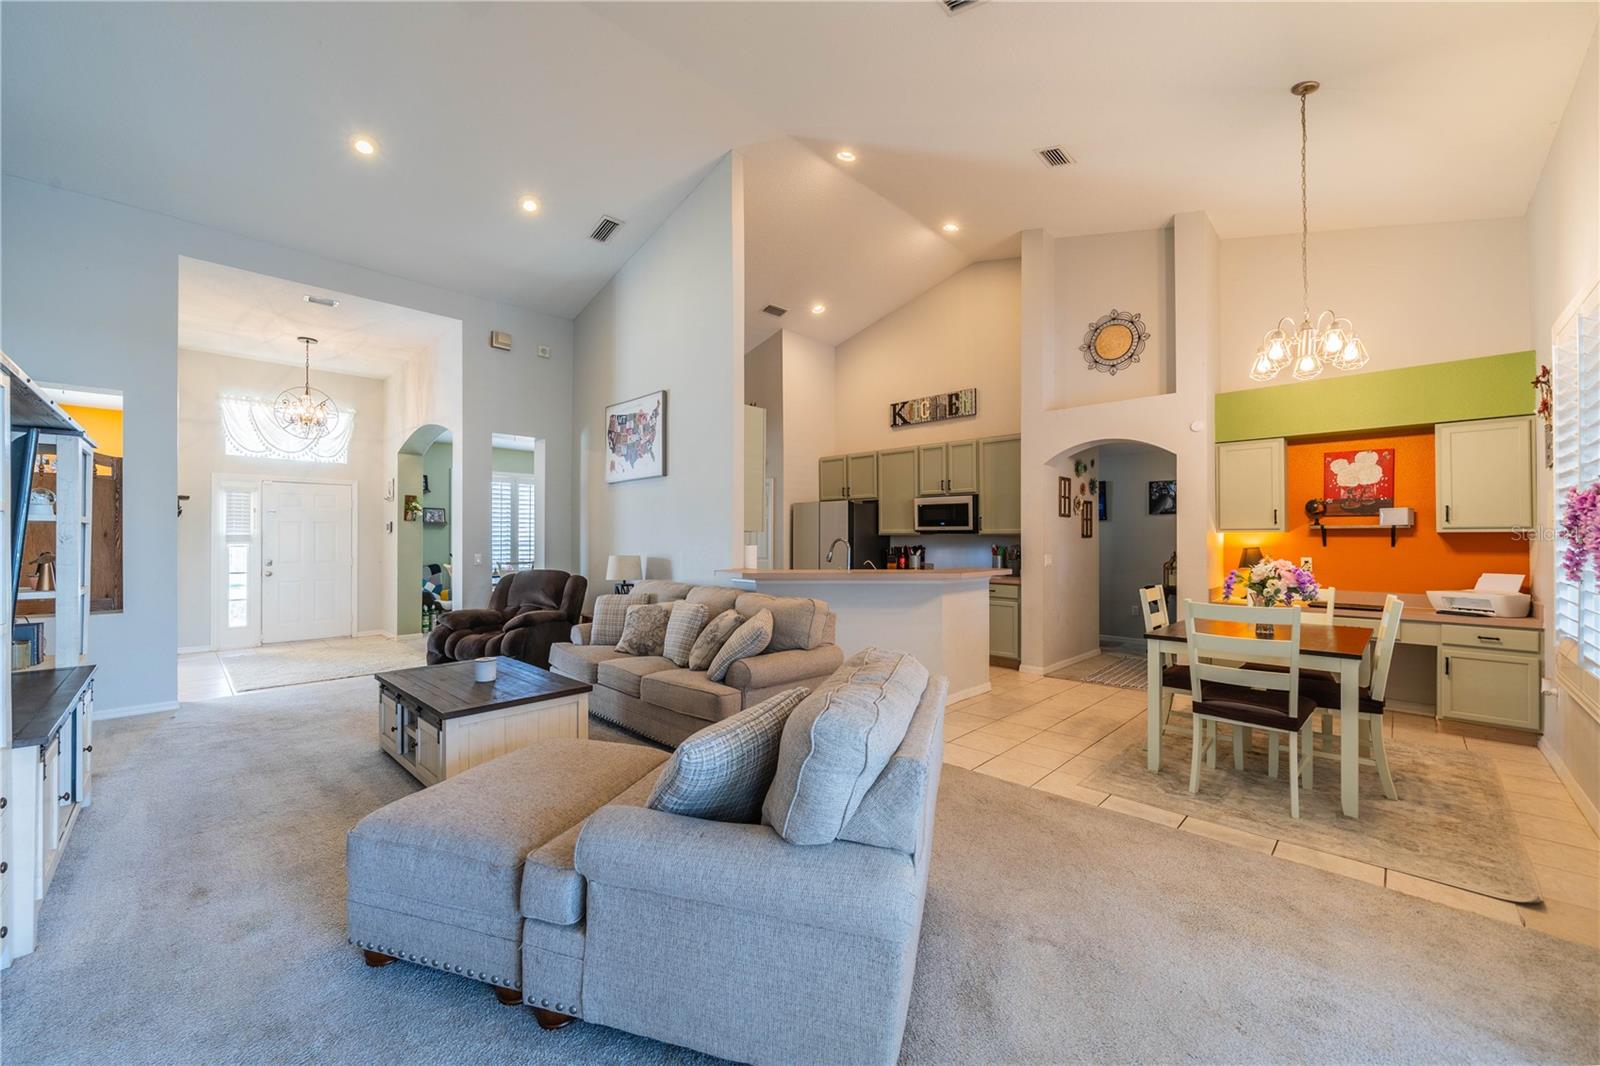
[[426, 569, 587, 669]]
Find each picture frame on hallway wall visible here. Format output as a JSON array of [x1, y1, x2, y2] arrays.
[[605, 390, 667, 484], [1148, 480, 1176, 515], [1098, 481, 1109, 522]]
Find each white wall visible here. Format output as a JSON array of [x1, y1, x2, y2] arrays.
[[1097, 445, 1177, 643], [745, 331, 784, 565], [1054, 229, 1175, 408], [1, 177, 575, 714], [832, 258, 1019, 454], [573, 153, 745, 601], [1527, 29, 1600, 823], [1219, 217, 1533, 392], [778, 329, 836, 513], [175, 350, 390, 648]]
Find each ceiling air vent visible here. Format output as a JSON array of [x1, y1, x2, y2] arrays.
[[942, 0, 985, 13], [303, 294, 340, 308], [762, 304, 788, 318], [1035, 145, 1074, 168], [589, 215, 624, 243]]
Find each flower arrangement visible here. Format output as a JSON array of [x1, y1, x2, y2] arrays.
[[1532, 365, 1552, 425], [1223, 555, 1320, 608], [1560, 483, 1600, 584]]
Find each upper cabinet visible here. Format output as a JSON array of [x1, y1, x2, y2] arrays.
[[947, 440, 979, 494], [877, 448, 918, 535], [915, 441, 978, 495], [818, 452, 879, 500], [1436, 416, 1534, 532], [978, 435, 1022, 534], [1216, 438, 1286, 531]]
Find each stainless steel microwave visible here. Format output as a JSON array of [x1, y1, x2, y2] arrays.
[[914, 494, 978, 533]]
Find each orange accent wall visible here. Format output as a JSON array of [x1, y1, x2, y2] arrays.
[[1221, 428, 1530, 595], [62, 404, 123, 457]]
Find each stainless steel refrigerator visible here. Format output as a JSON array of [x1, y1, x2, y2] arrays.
[[791, 500, 890, 570]]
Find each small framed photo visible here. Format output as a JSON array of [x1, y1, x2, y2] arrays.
[[1098, 481, 1110, 522], [422, 507, 447, 526], [1148, 480, 1177, 515]]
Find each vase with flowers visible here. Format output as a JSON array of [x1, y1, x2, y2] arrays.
[[1223, 555, 1320, 635]]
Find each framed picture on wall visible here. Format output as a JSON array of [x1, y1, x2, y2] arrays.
[[605, 391, 667, 483], [1322, 448, 1395, 515], [1148, 480, 1176, 515], [422, 507, 447, 526], [1098, 481, 1109, 522]]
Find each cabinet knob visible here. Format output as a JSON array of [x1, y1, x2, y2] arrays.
[[1, 861, 9, 874], [1, 926, 8, 940], [0, 796, 7, 810], [59, 792, 73, 803], [83, 745, 93, 753]]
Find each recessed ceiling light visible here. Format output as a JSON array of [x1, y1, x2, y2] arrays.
[[519, 196, 540, 214], [811, 303, 827, 315], [942, 221, 960, 233], [835, 149, 857, 163], [351, 135, 377, 157]]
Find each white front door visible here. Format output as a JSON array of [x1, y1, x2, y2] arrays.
[[261, 480, 354, 643]]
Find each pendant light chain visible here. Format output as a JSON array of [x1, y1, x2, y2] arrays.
[[1300, 89, 1309, 319]]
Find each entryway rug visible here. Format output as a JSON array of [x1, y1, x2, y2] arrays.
[[1050, 651, 1146, 689], [1083, 725, 1542, 902], [219, 635, 426, 692]]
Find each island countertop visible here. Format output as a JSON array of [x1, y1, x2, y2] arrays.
[[716, 567, 1010, 584]]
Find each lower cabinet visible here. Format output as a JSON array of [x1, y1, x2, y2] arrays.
[[989, 583, 1020, 660], [1437, 637, 1542, 732]]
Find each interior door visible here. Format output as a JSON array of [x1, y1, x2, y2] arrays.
[[261, 480, 354, 643]]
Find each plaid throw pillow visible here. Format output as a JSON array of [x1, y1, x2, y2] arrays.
[[592, 592, 651, 646], [688, 609, 743, 671], [707, 609, 774, 682], [663, 601, 710, 667], [647, 687, 811, 822], [615, 603, 673, 656]]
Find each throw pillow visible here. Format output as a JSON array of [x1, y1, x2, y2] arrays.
[[762, 647, 929, 846], [591, 592, 651, 646], [687, 609, 743, 672], [662, 601, 710, 668], [706, 609, 774, 683], [646, 687, 811, 822], [615, 602, 673, 656]]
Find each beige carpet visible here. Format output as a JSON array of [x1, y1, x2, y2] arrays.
[[4, 677, 1595, 1064], [1050, 652, 1146, 689], [1085, 721, 1542, 901], [219, 635, 426, 692]]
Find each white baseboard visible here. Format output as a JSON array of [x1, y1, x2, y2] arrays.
[[1019, 648, 1100, 676], [177, 644, 215, 655], [355, 629, 397, 639], [949, 681, 992, 702], [1540, 737, 1600, 834], [97, 700, 180, 721]]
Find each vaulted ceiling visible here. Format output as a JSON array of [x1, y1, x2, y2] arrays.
[[4, 2, 1593, 353]]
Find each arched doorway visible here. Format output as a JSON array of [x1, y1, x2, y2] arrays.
[[397, 423, 450, 635]]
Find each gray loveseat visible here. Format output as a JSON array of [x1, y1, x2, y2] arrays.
[[346, 652, 948, 1065], [549, 580, 844, 747]]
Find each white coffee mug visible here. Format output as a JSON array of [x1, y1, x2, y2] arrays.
[[474, 657, 498, 683]]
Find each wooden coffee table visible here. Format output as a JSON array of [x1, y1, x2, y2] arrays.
[[375, 657, 592, 786]]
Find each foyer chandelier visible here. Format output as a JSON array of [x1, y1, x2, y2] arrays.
[[274, 336, 340, 440], [1249, 81, 1369, 383]]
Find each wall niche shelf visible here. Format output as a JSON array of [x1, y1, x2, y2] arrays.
[[1308, 519, 1405, 548]]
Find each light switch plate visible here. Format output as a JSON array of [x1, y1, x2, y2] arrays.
[[1043, 554, 1053, 567]]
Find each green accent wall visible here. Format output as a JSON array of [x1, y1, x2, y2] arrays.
[[1214, 351, 1536, 442], [492, 446, 536, 475], [422, 441, 452, 569]]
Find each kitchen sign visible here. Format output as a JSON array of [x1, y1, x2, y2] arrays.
[[890, 387, 977, 428]]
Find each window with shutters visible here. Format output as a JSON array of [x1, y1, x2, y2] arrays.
[[222, 487, 257, 629], [1553, 282, 1600, 696], [491, 472, 537, 572]]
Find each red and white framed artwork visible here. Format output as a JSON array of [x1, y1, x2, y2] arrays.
[[1322, 448, 1394, 516]]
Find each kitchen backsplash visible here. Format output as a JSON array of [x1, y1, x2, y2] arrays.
[[890, 534, 1018, 570]]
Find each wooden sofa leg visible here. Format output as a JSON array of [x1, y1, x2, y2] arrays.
[[493, 986, 523, 1007], [362, 950, 397, 968], [532, 1007, 577, 1030]]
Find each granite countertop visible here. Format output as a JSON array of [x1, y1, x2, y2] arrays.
[[716, 568, 1009, 583], [1207, 588, 1544, 631], [13, 665, 95, 749]]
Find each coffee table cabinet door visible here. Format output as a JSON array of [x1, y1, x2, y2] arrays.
[[378, 690, 400, 757]]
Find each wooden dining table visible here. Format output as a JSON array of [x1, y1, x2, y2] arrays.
[[1144, 618, 1374, 818]]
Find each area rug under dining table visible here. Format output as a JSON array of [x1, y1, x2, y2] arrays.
[[1084, 723, 1542, 902]]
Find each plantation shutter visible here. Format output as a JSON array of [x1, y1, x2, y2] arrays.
[[516, 479, 537, 568], [1553, 288, 1600, 679], [490, 473, 537, 572], [491, 476, 514, 571]]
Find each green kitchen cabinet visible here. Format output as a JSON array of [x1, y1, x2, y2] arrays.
[[819, 455, 848, 501], [947, 440, 979, 493], [989, 582, 1020, 660], [978, 434, 1021, 534], [916, 443, 948, 495], [877, 447, 919, 534], [846, 452, 879, 500]]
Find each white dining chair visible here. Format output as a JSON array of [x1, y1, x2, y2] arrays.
[[1139, 585, 1188, 732], [1183, 599, 1319, 818], [1304, 593, 1402, 800], [1310, 586, 1336, 624]]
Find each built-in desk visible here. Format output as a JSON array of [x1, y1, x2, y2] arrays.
[[6, 666, 95, 962], [1209, 590, 1543, 732]]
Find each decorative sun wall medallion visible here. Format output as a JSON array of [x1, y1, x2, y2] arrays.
[[1080, 310, 1149, 375]]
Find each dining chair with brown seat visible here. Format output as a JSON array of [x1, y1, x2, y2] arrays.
[[1183, 599, 1320, 818], [1300, 592, 1403, 801], [1140, 584, 1189, 732]]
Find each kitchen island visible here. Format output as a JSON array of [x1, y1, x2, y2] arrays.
[[715, 568, 1008, 700]]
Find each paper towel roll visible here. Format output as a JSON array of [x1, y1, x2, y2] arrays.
[[743, 544, 759, 568]]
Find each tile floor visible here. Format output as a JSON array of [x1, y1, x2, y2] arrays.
[[949, 664, 1600, 950], [177, 635, 424, 702]]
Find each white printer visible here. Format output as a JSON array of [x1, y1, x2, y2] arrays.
[[1426, 573, 1531, 618]]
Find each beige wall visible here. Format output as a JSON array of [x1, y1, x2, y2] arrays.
[[1219, 217, 1533, 392], [1054, 228, 1175, 408], [175, 348, 391, 648], [832, 258, 1019, 454]]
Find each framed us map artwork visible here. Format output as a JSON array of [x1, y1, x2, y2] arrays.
[[605, 391, 666, 483]]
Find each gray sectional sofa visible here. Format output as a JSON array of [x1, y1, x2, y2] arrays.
[[548, 580, 844, 747], [346, 650, 948, 1065]]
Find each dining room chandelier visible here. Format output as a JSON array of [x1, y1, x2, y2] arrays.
[[274, 336, 340, 440], [1249, 81, 1369, 383]]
